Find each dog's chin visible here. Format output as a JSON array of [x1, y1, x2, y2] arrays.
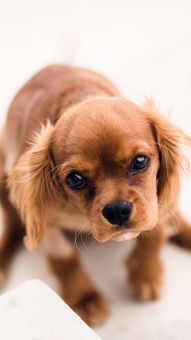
[[92, 229, 141, 243], [112, 231, 141, 241]]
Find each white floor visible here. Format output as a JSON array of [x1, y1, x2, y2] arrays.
[[1, 0, 191, 338], [1, 240, 191, 340]]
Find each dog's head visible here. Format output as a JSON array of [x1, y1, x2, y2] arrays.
[[9, 97, 190, 250]]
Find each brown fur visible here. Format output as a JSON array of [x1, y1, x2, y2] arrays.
[[0, 64, 191, 325], [0, 175, 24, 284], [48, 254, 108, 325]]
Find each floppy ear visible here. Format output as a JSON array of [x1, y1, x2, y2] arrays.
[[8, 122, 56, 251], [143, 99, 190, 208]]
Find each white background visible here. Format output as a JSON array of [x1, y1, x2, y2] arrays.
[[1, 1, 191, 339]]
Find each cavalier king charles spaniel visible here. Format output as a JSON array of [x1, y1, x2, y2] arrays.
[[0, 65, 191, 325]]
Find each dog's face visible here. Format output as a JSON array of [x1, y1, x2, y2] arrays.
[[9, 97, 189, 250], [51, 98, 160, 242]]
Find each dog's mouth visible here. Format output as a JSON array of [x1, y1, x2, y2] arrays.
[[92, 222, 141, 242], [110, 223, 141, 241]]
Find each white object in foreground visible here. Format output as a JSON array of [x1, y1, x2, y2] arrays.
[[0, 280, 102, 340]]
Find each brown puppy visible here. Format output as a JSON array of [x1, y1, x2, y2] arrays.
[[0, 65, 191, 325]]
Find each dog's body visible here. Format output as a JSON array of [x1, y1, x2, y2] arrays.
[[0, 65, 191, 325]]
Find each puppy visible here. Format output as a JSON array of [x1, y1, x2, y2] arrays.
[[0, 65, 191, 325]]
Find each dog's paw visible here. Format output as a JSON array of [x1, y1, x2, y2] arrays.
[[127, 255, 164, 301], [132, 279, 163, 301], [73, 290, 109, 326]]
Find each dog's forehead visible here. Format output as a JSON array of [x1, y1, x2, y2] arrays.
[[61, 98, 156, 167]]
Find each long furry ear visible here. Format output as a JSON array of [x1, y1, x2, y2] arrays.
[[8, 122, 56, 251], [143, 99, 191, 209]]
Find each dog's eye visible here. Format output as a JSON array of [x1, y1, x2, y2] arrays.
[[66, 172, 87, 190], [131, 155, 150, 173]]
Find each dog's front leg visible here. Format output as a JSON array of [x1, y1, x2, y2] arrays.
[[126, 226, 166, 301], [43, 228, 109, 326]]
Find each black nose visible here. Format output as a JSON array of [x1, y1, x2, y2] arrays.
[[102, 200, 132, 227]]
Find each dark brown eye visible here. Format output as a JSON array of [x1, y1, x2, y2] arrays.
[[131, 155, 150, 173], [66, 172, 87, 190]]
